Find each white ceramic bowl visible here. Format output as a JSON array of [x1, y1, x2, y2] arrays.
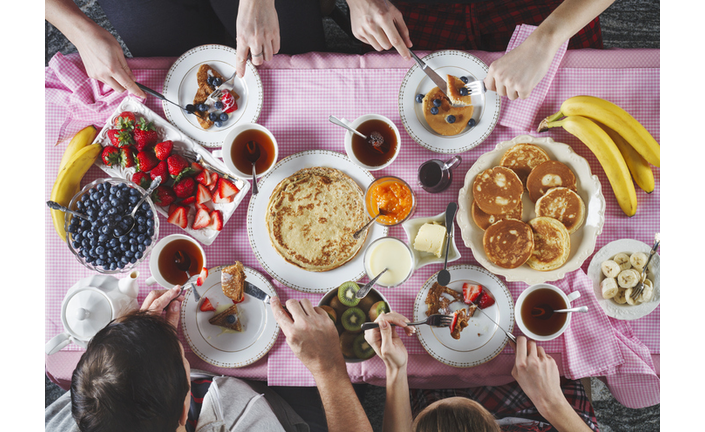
[[341, 114, 401, 171], [402, 211, 461, 269], [514, 283, 581, 341]]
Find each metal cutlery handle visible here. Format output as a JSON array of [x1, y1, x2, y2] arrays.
[[46, 200, 88, 220], [355, 269, 388, 299], [136, 83, 184, 110]]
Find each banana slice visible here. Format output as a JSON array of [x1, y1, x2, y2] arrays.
[[601, 260, 621, 278], [629, 252, 648, 271], [613, 252, 632, 271], [639, 279, 654, 303], [617, 269, 640, 288], [612, 288, 627, 304], [625, 288, 639, 305], [601, 277, 619, 299]]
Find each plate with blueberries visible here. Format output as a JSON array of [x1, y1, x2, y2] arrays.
[[162, 44, 263, 148], [398, 50, 501, 154]]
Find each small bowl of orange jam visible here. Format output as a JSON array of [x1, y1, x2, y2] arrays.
[[364, 176, 416, 226]]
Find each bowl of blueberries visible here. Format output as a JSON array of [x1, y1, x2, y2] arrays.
[[65, 177, 160, 273]]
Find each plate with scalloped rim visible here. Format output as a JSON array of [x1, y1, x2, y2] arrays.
[[413, 264, 514, 368], [457, 135, 606, 284], [181, 265, 280, 368], [162, 44, 263, 148], [398, 50, 501, 154], [94, 97, 250, 245]]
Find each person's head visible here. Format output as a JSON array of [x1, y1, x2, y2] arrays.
[[413, 397, 501, 432], [71, 310, 191, 432]]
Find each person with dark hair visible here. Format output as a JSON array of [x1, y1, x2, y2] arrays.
[[364, 312, 598, 432]]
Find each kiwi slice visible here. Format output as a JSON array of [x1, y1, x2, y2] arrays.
[[357, 295, 377, 317], [353, 333, 375, 360], [337, 281, 361, 307], [341, 307, 365, 332], [320, 305, 337, 324], [368, 301, 389, 321], [329, 295, 348, 317], [340, 331, 357, 358]]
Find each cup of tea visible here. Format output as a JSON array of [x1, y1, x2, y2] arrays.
[[514, 283, 581, 341], [418, 155, 462, 193], [214, 123, 278, 179], [341, 114, 400, 171], [145, 234, 206, 288]]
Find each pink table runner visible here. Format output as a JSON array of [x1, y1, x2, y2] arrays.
[[45, 35, 660, 409]]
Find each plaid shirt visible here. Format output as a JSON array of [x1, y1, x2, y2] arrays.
[[410, 378, 600, 431]]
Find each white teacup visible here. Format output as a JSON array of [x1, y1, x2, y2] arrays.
[[145, 234, 206, 288], [214, 122, 278, 179], [514, 283, 581, 341], [341, 114, 401, 171]]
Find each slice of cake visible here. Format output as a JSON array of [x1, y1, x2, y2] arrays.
[[221, 262, 246, 302], [446, 75, 473, 107], [209, 304, 242, 332]]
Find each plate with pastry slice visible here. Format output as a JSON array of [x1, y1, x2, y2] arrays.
[[413, 265, 514, 368], [162, 44, 263, 148], [181, 264, 279, 368]]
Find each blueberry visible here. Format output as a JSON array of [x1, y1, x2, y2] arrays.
[[430, 107, 439, 115], [98, 234, 108, 243], [214, 101, 224, 110], [433, 99, 442, 107], [185, 104, 195, 114], [214, 120, 223, 128], [72, 240, 80, 249], [459, 87, 469, 96], [219, 112, 228, 122], [446, 115, 456, 124], [197, 103, 209, 112], [415, 94, 425, 103], [213, 77, 223, 86], [207, 76, 215, 86], [226, 315, 236, 324], [145, 209, 154, 218], [109, 262, 117, 271], [460, 76, 469, 84], [209, 112, 218, 122], [467, 118, 477, 128], [135, 251, 143, 260], [145, 238, 153, 246]]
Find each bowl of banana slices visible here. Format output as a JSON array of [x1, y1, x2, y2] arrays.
[[587, 237, 660, 320]]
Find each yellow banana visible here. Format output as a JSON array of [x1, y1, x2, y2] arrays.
[[539, 115, 638, 216], [598, 122, 655, 193], [58, 125, 98, 172], [50, 143, 102, 241], [542, 95, 660, 167]]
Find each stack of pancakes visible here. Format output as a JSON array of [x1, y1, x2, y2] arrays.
[[471, 143, 586, 271]]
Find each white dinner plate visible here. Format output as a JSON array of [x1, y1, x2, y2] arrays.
[[457, 135, 606, 284], [94, 97, 250, 246], [247, 150, 388, 293], [398, 50, 501, 154], [162, 44, 263, 148], [587, 238, 660, 320], [182, 265, 279, 368], [414, 265, 514, 368]]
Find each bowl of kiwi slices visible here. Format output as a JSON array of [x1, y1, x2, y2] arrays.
[[318, 281, 392, 363]]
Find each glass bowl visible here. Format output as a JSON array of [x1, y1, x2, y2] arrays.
[[363, 236, 415, 288], [364, 176, 416, 227], [64, 177, 160, 274]]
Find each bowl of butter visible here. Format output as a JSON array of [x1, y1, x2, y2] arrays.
[[402, 211, 461, 269]]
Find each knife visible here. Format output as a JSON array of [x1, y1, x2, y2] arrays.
[[409, 50, 448, 97], [466, 298, 516, 345], [245, 281, 271, 304]]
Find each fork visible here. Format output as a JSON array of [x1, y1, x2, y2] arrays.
[[207, 71, 238, 102], [465, 80, 486, 95], [181, 148, 240, 183], [360, 314, 453, 332], [630, 238, 660, 300]]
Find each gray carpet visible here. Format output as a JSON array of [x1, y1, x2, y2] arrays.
[[45, 1, 660, 430]]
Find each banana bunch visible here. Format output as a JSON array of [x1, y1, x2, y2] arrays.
[[50, 126, 101, 241], [537, 95, 660, 216]]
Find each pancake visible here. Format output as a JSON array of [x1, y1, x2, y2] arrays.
[[221, 262, 245, 302], [425, 282, 463, 316], [471, 198, 523, 230], [535, 187, 586, 234], [266, 167, 367, 272], [526, 160, 577, 202], [446, 74, 472, 107], [499, 143, 551, 186], [193, 64, 224, 129], [422, 87, 474, 136], [472, 166, 524, 215], [209, 304, 243, 332], [526, 217, 571, 271], [483, 218, 534, 269]]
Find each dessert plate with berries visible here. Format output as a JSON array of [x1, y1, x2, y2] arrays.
[[162, 44, 263, 148], [413, 265, 514, 368], [398, 50, 501, 154], [181, 265, 280, 368], [94, 97, 250, 245]]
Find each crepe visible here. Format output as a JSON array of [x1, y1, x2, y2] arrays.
[[221, 262, 246, 302], [266, 167, 368, 272]]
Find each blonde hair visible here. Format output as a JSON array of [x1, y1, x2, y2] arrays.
[[412, 397, 501, 432]]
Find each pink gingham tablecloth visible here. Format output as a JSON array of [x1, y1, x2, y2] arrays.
[[45, 31, 659, 409]]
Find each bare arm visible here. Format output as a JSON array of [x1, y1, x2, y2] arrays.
[[233, 0, 280, 77], [345, 0, 412, 59]]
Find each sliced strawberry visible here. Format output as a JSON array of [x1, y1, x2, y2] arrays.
[[173, 177, 196, 199], [196, 267, 209, 285], [196, 183, 212, 204], [208, 209, 223, 231], [192, 207, 211, 230], [107, 129, 134, 148], [210, 172, 219, 185], [114, 111, 136, 129], [217, 177, 240, 199], [195, 169, 211, 186], [477, 291, 495, 309], [199, 297, 216, 312], [131, 171, 151, 189], [167, 205, 189, 228], [181, 196, 197, 205], [101, 145, 121, 166], [462, 283, 483, 305], [154, 140, 173, 160], [191, 162, 205, 173], [449, 311, 459, 334], [195, 202, 210, 212]]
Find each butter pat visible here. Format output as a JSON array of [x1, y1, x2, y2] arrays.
[[413, 222, 446, 257]]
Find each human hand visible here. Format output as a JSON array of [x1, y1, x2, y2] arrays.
[[235, 0, 281, 78], [511, 336, 567, 413], [346, 0, 413, 60], [364, 312, 413, 372], [270, 296, 346, 376], [140, 286, 184, 329]]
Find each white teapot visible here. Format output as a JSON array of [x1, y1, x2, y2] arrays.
[[45, 271, 140, 355]]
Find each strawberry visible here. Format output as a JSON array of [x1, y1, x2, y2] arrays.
[[152, 185, 176, 206], [197, 267, 209, 286], [195, 202, 210, 212], [154, 140, 173, 160], [101, 145, 121, 166], [181, 196, 197, 205], [209, 209, 223, 231], [114, 111, 136, 129], [173, 177, 196, 198], [107, 129, 134, 148], [195, 170, 211, 186], [191, 162, 205, 173], [131, 171, 151, 189], [150, 160, 168, 181], [462, 283, 483, 305], [210, 172, 219, 185], [167, 205, 189, 229], [120, 147, 135, 168], [193, 208, 211, 230], [196, 183, 212, 204], [199, 297, 216, 312], [133, 117, 158, 151], [217, 177, 240, 199], [221, 90, 238, 113], [449, 311, 459, 334], [477, 291, 495, 309], [135, 150, 159, 172], [167, 154, 190, 178]]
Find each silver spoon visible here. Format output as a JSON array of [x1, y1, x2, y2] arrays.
[[46, 201, 89, 220], [173, 250, 201, 300], [245, 141, 260, 195], [356, 268, 388, 299], [436, 202, 458, 286], [329, 115, 367, 139], [531, 304, 588, 319], [353, 208, 387, 240], [119, 176, 161, 236]]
